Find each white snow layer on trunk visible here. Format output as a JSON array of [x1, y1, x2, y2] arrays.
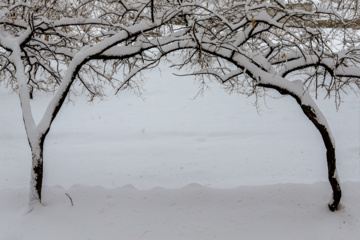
[[1, 33, 44, 205]]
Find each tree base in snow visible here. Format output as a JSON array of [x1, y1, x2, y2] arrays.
[[328, 203, 338, 212]]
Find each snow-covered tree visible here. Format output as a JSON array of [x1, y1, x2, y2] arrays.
[[120, 0, 360, 211], [0, 0, 192, 207]]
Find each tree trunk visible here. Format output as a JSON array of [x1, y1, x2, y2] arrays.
[[301, 105, 341, 211], [28, 141, 44, 205], [257, 83, 342, 211]]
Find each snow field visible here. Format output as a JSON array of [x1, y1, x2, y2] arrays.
[[1, 183, 359, 240], [0, 62, 359, 239]]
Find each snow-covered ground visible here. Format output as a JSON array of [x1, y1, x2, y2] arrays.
[[0, 62, 359, 239]]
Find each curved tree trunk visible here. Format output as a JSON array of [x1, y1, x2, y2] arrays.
[[300, 105, 341, 211], [258, 83, 342, 211]]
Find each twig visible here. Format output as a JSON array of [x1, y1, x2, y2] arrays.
[[65, 193, 74, 206]]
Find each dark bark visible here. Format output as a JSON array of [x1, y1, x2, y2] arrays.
[[31, 153, 44, 202], [301, 105, 341, 211], [29, 139, 45, 204], [151, 0, 154, 23], [258, 83, 342, 211]]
